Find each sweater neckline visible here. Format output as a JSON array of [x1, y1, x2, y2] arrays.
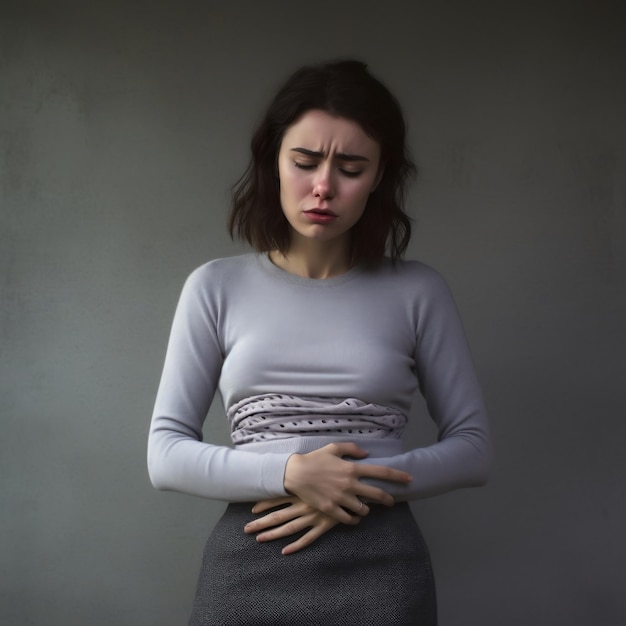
[[256, 253, 364, 288]]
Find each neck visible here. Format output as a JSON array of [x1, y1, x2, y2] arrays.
[[269, 234, 353, 279]]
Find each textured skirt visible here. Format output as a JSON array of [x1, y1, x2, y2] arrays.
[[188, 502, 437, 626]]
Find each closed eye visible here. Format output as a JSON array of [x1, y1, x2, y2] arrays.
[[294, 162, 363, 178]]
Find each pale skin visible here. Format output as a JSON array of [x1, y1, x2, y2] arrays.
[[242, 110, 412, 554]]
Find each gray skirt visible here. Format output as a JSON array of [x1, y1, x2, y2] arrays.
[[189, 502, 437, 626]]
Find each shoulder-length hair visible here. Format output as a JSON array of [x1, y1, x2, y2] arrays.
[[228, 60, 415, 263]]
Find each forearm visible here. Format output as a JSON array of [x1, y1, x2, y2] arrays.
[[148, 420, 291, 501], [354, 433, 492, 501]]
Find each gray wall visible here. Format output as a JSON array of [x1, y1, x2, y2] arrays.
[[1, 1, 624, 624]]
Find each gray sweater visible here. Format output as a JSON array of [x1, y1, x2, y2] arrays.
[[148, 253, 491, 502]]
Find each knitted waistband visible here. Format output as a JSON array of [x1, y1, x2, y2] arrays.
[[227, 393, 407, 446]]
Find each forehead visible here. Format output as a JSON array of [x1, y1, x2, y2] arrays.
[[281, 110, 379, 155]]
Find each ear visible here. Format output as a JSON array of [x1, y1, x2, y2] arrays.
[[371, 162, 385, 193]]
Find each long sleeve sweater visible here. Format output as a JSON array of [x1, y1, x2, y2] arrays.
[[148, 253, 491, 502]]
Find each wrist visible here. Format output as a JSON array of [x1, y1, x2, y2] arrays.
[[283, 453, 303, 494]]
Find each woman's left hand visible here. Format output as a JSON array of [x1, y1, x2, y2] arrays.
[[244, 496, 354, 555]]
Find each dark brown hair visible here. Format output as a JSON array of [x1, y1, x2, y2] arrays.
[[228, 60, 415, 263]]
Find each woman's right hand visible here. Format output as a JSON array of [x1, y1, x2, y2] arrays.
[[283, 442, 412, 524]]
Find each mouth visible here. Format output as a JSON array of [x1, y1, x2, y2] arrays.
[[304, 208, 338, 217], [303, 208, 338, 224]]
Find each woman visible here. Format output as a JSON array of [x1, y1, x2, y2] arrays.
[[148, 60, 491, 625]]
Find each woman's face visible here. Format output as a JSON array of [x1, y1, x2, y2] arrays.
[[277, 109, 382, 249]]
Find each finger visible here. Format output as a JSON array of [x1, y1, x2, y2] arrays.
[[245, 507, 303, 534], [327, 501, 370, 524], [355, 463, 412, 484], [354, 499, 370, 517], [320, 503, 358, 525], [327, 442, 369, 459], [337, 496, 370, 517], [256, 515, 314, 543], [342, 512, 363, 526], [281, 530, 321, 555], [251, 496, 295, 514], [338, 496, 371, 518], [355, 484, 396, 507], [281, 519, 342, 555]]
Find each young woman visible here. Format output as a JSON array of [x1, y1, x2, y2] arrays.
[[148, 60, 491, 625]]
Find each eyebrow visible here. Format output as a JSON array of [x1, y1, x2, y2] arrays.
[[290, 147, 369, 162]]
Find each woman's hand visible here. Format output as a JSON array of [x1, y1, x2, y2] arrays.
[[283, 442, 412, 524], [244, 496, 345, 555]]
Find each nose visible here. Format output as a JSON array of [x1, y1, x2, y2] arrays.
[[312, 165, 335, 200]]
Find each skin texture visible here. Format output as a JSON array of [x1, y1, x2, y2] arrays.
[[245, 443, 411, 555], [247, 496, 341, 554], [244, 111, 411, 554], [271, 109, 382, 279]]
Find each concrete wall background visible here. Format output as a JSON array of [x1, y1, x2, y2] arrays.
[[1, 1, 624, 624]]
